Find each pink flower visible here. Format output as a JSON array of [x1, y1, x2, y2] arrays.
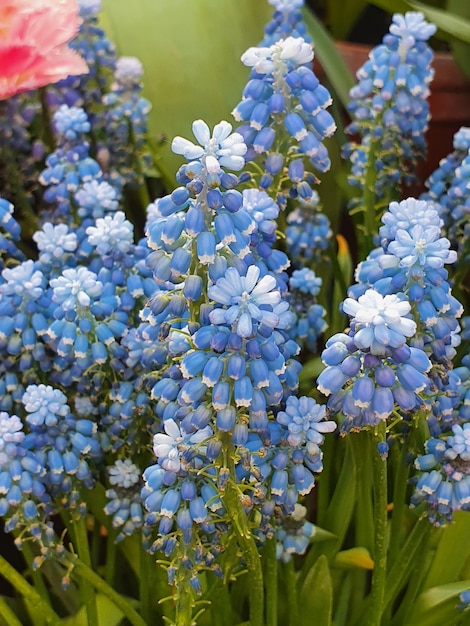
[[0, 0, 89, 101]]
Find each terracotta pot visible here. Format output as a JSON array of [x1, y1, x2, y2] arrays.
[[329, 41, 470, 191]]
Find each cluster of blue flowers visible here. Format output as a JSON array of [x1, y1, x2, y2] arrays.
[[261, 0, 310, 47], [317, 193, 470, 525], [0, 96, 161, 551], [48, 0, 116, 124], [421, 127, 470, 279], [139, 116, 336, 580], [343, 12, 436, 218], [2, 0, 470, 619]]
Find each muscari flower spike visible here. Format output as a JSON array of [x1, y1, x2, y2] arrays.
[[102, 56, 153, 187], [412, 423, 470, 525], [261, 0, 310, 47], [233, 35, 336, 190], [104, 459, 146, 541], [139, 112, 336, 584], [343, 12, 436, 208]]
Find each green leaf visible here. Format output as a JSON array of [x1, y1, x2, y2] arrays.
[[327, 0, 369, 40], [100, 0, 272, 187], [63, 593, 124, 626], [447, 0, 470, 79], [423, 511, 470, 589], [367, 0, 411, 17], [404, 580, 470, 626], [302, 8, 355, 108], [299, 555, 333, 626], [299, 438, 357, 586]]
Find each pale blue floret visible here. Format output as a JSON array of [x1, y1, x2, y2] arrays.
[[108, 459, 141, 488], [276, 396, 336, 453], [114, 56, 144, 88], [33, 223, 78, 265], [208, 265, 281, 338], [172, 120, 247, 173], [86, 211, 134, 255], [0, 413, 25, 466], [53, 105, 91, 141], [22, 385, 69, 427], [342, 289, 416, 355], [1, 260, 45, 300], [153, 419, 213, 473], [51, 267, 103, 310], [75, 180, 119, 219], [289, 268, 322, 296]]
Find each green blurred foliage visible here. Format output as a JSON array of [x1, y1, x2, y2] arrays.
[[100, 0, 273, 188]]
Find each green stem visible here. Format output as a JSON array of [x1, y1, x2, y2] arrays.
[[140, 544, 152, 624], [72, 517, 99, 626], [0, 595, 23, 626], [354, 432, 375, 553], [224, 480, 264, 626], [174, 564, 194, 626], [367, 423, 388, 626], [388, 440, 411, 567], [284, 559, 300, 626], [0, 554, 61, 626], [65, 554, 147, 626], [38, 87, 56, 153], [264, 536, 278, 626], [361, 136, 380, 256], [104, 530, 117, 586], [20, 542, 51, 607]]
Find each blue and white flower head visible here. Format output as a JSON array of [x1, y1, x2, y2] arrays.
[[241, 37, 313, 75], [0, 410, 50, 544], [21, 384, 102, 505], [75, 180, 119, 220], [286, 201, 333, 265], [114, 56, 144, 89], [234, 35, 335, 209], [50, 267, 103, 311], [108, 459, 141, 489], [33, 223, 78, 267], [208, 265, 281, 338], [277, 396, 336, 453], [53, 105, 91, 143], [153, 419, 213, 474], [1, 260, 45, 301], [388, 224, 457, 270], [379, 197, 443, 247], [86, 211, 134, 256], [78, 0, 102, 17], [105, 459, 145, 541], [172, 120, 247, 174], [262, 1, 309, 50], [289, 268, 322, 296], [22, 385, 69, 427], [0, 412, 25, 465], [342, 289, 416, 355], [268, 0, 304, 9], [412, 425, 470, 525], [274, 503, 316, 562], [344, 12, 436, 220], [389, 12, 438, 52]]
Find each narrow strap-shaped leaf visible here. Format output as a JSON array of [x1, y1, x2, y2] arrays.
[[299, 555, 333, 626], [423, 511, 470, 590], [404, 580, 470, 626]]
